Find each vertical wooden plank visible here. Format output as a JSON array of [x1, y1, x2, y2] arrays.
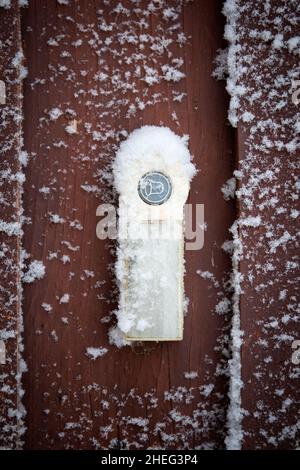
[[226, 0, 299, 449], [0, 1, 25, 450], [21, 0, 234, 449]]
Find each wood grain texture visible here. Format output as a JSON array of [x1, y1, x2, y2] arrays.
[[234, 0, 300, 450], [0, 1, 24, 450], [21, 0, 235, 449]]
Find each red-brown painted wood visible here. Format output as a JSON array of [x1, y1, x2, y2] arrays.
[[235, 0, 300, 449], [0, 1, 24, 450], [20, 0, 234, 449]]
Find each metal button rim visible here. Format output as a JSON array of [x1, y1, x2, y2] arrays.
[[138, 171, 172, 206]]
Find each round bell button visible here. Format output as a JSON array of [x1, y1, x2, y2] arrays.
[[138, 171, 172, 205]]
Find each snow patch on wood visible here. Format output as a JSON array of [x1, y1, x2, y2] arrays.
[[86, 347, 108, 360], [22, 260, 46, 283]]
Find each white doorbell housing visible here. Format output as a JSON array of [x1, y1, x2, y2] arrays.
[[113, 126, 196, 341]]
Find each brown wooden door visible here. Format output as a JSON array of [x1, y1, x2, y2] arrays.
[[1, 0, 298, 452], [10, 0, 234, 449]]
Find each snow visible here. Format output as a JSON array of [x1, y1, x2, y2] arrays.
[[19, 150, 29, 167], [49, 107, 63, 120], [69, 219, 83, 230], [161, 64, 185, 82], [22, 260, 46, 283], [221, 177, 236, 201], [81, 184, 99, 193], [41, 303, 53, 313], [212, 48, 228, 81], [287, 36, 300, 52], [86, 347, 108, 360], [290, 209, 298, 219], [222, 0, 242, 128], [59, 293, 70, 304], [184, 371, 198, 379], [50, 330, 58, 342], [143, 65, 159, 86], [269, 231, 293, 253], [240, 216, 261, 227], [241, 111, 254, 123], [0, 221, 22, 236], [61, 254, 70, 264], [108, 326, 131, 348], [11, 51, 28, 80], [215, 298, 231, 315], [49, 213, 65, 224], [196, 270, 219, 289], [225, 221, 243, 450], [114, 126, 195, 193], [0, 0, 10, 8], [200, 384, 215, 397], [65, 120, 78, 134], [61, 240, 79, 251]]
